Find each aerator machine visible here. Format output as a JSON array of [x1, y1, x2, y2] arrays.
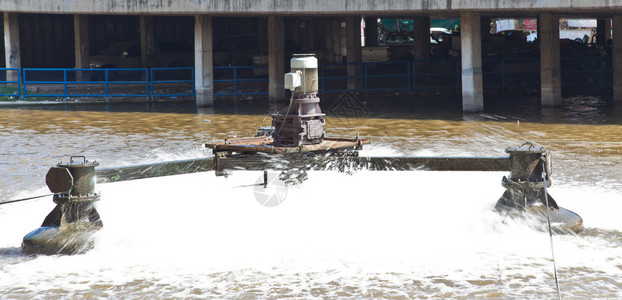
[[495, 143, 583, 232], [22, 156, 103, 255]]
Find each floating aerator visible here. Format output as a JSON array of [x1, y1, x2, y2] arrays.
[[495, 143, 583, 233], [22, 156, 103, 255]]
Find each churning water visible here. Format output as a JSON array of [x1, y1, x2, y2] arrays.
[[0, 100, 621, 299]]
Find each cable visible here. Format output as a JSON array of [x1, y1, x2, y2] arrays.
[[542, 160, 562, 300], [276, 91, 295, 136], [0, 193, 55, 205]]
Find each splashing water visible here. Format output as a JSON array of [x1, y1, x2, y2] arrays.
[[1, 105, 621, 298]]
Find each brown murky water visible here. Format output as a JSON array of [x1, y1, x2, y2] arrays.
[[0, 98, 621, 298]]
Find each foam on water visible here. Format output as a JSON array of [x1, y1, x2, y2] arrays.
[[1, 168, 621, 298]]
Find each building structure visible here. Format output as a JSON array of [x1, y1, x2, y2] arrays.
[[1, 1, 622, 111]]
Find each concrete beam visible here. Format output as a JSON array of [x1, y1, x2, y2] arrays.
[[74, 15, 89, 81], [3, 12, 20, 82], [460, 11, 484, 112], [268, 16, 285, 103], [539, 13, 562, 107], [3, 1, 622, 15], [140, 15, 155, 68], [613, 16, 622, 102], [194, 15, 213, 107], [346, 16, 363, 90]]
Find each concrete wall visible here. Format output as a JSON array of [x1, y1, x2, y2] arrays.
[[2, 1, 622, 16]]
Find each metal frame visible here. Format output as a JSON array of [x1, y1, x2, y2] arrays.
[[22, 68, 149, 101], [0, 68, 21, 99]]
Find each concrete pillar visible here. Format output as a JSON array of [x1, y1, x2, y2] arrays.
[[413, 17, 430, 74], [140, 16, 155, 68], [539, 13, 561, 107], [194, 15, 213, 107], [346, 16, 363, 90], [613, 16, 622, 102], [364, 17, 378, 46], [268, 16, 285, 102], [412, 17, 430, 60], [332, 19, 341, 61], [460, 12, 484, 112], [3, 12, 20, 82], [73, 15, 89, 81], [597, 19, 606, 47]]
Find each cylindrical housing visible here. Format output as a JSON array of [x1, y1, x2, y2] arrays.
[[506, 146, 547, 182], [290, 55, 318, 94], [57, 158, 99, 195]]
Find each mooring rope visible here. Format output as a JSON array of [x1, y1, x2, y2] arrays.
[[542, 161, 562, 300], [0, 193, 55, 205]]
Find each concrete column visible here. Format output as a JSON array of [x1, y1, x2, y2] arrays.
[[364, 17, 378, 46], [268, 16, 285, 102], [412, 17, 430, 60], [460, 12, 484, 112], [194, 15, 213, 107], [3, 12, 20, 82], [332, 19, 341, 61], [140, 16, 155, 68], [597, 19, 606, 47], [73, 15, 89, 81], [539, 13, 561, 107], [413, 17, 430, 74], [613, 16, 622, 102], [346, 16, 363, 90]]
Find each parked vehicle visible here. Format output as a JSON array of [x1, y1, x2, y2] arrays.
[[363, 29, 452, 62]]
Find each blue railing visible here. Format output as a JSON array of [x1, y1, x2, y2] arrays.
[[412, 59, 461, 91], [560, 56, 610, 90], [483, 57, 541, 90], [150, 67, 195, 100], [320, 59, 460, 94], [6, 57, 613, 102], [22, 68, 149, 101], [213, 65, 268, 98], [0, 68, 21, 99]]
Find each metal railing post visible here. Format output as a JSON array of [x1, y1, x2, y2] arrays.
[[22, 68, 27, 101], [18, 68, 21, 100], [63, 69, 68, 101], [407, 61, 411, 92], [233, 67, 238, 100], [148, 68, 153, 101], [105, 69, 110, 102], [412, 60, 417, 91]]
